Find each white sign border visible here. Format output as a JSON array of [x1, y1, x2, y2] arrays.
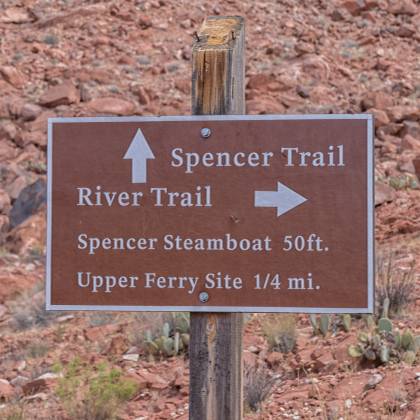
[[46, 114, 374, 313]]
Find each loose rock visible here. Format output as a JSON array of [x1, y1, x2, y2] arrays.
[[87, 97, 136, 115], [39, 82, 80, 108]]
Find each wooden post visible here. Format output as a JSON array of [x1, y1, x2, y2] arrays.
[[190, 16, 245, 420]]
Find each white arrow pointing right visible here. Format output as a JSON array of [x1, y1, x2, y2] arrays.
[[255, 182, 307, 217]]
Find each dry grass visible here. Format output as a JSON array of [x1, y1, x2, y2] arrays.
[[261, 314, 296, 353], [376, 250, 416, 317], [243, 363, 277, 412], [0, 402, 25, 420], [9, 282, 61, 330]]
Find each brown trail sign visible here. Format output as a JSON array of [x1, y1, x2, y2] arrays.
[[46, 15, 374, 420], [46, 115, 374, 311]]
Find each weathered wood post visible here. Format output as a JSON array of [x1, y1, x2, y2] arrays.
[[189, 16, 245, 420]]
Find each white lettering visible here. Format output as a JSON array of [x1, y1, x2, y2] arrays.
[[170, 149, 274, 173], [76, 186, 144, 207], [144, 272, 198, 294], [281, 145, 345, 167]]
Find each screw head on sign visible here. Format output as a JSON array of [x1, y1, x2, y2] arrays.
[[199, 291, 209, 303], [200, 127, 211, 139]]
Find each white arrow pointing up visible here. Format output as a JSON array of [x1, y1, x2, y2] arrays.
[[255, 182, 307, 217], [123, 129, 155, 183]]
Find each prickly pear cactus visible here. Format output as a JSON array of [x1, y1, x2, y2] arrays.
[[402, 351, 416, 365], [378, 318, 392, 333], [341, 314, 352, 332], [401, 331, 414, 350], [381, 297, 390, 319], [142, 314, 190, 360], [379, 345, 390, 363], [162, 322, 171, 338], [348, 315, 418, 366], [364, 315, 375, 330], [174, 332, 180, 354], [175, 313, 190, 334], [319, 314, 330, 337], [309, 314, 318, 334], [348, 345, 363, 358], [181, 333, 190, 347]]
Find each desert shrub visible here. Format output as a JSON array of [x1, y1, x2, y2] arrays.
[[164, 312, 190, 335], [128, 312, 167, 347], [376, 250, 415, 317], [244, 363, 276, 412], [9, 282, 61, 330], [26, 341, 50, 358], [43, 34, 59, 45], [88, 312, 117, 327], [55, 358, 137, 420], [262, 314, 296, 353], [1, 402, 25, 420]]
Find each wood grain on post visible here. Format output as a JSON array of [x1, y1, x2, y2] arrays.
[[190, 16, 245, 420]]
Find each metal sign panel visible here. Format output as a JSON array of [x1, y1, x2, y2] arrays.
[[46, 114, 374, 313]]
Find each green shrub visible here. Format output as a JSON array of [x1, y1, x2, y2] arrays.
[[55, 358, 137, 420]]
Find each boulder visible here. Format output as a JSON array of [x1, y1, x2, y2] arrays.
[[0, 141, 18, 163], [375, 182, 396, 206], [386, 106, 419, 123], [361, 91, 393, 111], [21, 131, 46, 149], [87, 97, 136, 115], [246, 98, 285, 114], [413, 157, 420, 179], [39, 82, 80, 108], [368, 108, 389, 128], [6, 206, 46, 255], [21, 103, 42, 122], [401, 135, 420, 152], [388, 0, 417, 15], [134, 86, 150, 105], [0, 66, 25, 89], [22, 373, 60, 395], [134, 369, 168, 390], [0, 7, 35, 24], [0, 304, 7, 319], [27, 110, 55, 134], [0, 379, 14, 400], [400, 121, 420, 139], [9, 179, 46, 229], [342, 0, 367, 16], [0, 189, 11, 214]]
